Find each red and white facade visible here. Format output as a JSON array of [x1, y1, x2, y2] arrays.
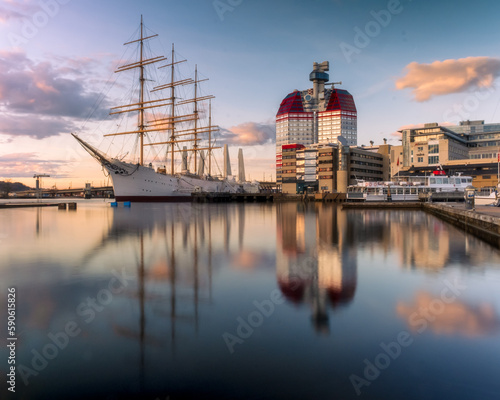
[[275, 63, 357, 187]]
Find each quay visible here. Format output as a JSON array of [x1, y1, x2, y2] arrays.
[[425, 203, 500, 248], [342, 202, 422, 209], [0, 202, 77, 209]]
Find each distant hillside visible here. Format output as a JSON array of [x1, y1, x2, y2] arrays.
[[0, 181, 32, 193]]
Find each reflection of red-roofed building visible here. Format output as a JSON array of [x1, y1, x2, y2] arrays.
[[277, 277, 307, 304], [327, 283, 357, 306], [276, 203, 357, 334]]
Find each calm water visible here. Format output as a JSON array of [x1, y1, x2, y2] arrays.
[[1, 200, 500, 400]]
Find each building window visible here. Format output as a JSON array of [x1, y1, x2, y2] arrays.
[[428, 144, 439, 154], [428, 155, 439, 164], [417, 157, 423, 163]]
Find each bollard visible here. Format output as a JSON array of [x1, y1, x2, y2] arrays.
[[464, 186, 475, 210]]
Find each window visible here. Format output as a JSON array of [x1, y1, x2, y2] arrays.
[[417, 157, 423, 163], [428, 144, 439, 154], [428, 155, 439, 164]]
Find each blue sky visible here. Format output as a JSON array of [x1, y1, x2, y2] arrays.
[[1, 0, 500, 186]]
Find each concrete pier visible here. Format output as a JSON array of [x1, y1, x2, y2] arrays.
[[0, 202, 77, 209], [342, 202, 422, 209], [0, 202, 60, 209], [424, 203, 500, 248]]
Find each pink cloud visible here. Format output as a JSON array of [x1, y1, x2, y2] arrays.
[[0, 152, 68, 178], [0, 0, 40, 24], [396, 57, 500, 101], [220, 122, 275, 145], [0, 50, 110, 138]]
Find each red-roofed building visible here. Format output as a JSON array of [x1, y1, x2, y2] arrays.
[[276, 62, 357, 189]]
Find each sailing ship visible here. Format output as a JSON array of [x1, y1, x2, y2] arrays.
[[73, 17, 258, 201]]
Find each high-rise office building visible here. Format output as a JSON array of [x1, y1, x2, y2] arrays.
[[276, 61, 357, 188]]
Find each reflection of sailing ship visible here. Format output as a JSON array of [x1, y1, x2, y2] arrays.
[[84, 203, 222, 390], [73, 17, 258, 201], [276, 203, 357, 334]]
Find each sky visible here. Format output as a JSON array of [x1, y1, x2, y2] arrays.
[[1, 0, 500, 188]]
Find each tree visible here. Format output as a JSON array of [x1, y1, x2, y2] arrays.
[[0, 179, 13, 198]]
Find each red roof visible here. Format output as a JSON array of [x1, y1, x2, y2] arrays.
[[277, 91, 304, 116], [325, 89, 357, 113], [282, 144, 305, 150]]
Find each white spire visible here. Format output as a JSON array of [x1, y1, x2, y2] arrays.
[[238, 148, 246, 182], [224, 144, 232, 177]]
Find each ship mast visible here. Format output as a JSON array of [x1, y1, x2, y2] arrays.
[[194, 66, 198, 173], [208, 99, 212, 176], [106, 17, 222, 175], [170, 44, 175, 174], [193, 66, 209, 173], [139, 17, 145, 165], [104, 16, 167, 165]]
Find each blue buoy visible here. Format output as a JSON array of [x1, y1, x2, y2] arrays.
[[124, 201, 131, 207], [110, 202, 118, 207]]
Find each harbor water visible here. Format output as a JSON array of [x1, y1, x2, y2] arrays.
[[1, 200, 500, 399]]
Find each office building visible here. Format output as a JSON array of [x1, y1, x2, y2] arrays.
[[397, 120, 500, 187], [276, 61, 357, 189]]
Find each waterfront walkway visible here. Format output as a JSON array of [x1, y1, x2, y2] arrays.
[[446, 203, 500, 218]]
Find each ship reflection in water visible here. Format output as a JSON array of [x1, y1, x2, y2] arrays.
[[1, 201, 500, 400]]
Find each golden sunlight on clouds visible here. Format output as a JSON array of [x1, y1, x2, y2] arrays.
[[397, 291, 500, 337], [396, 57, 500, 101], [220, 122, 275, 146]]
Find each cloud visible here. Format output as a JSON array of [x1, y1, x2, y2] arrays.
[[0, 51, 108, 117], [219, 122, 275, 145], [0, 114, 75, 139], [0, 50, 110, 138], [396, 57, 500, 101], [0, 6, 25, 23], [0, 0, 36, 23], [0, 152, 69, 178]]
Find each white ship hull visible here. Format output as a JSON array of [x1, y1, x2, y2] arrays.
[[106, 159, 246, 201], [474, 193, 499, 206]]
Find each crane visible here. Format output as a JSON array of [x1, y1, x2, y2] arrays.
[[33, 174, 50, 199]]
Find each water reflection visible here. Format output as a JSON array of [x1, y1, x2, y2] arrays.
[[1, 202, 500, 399], [276, 203, 357, 333], [397, 291, 500, 337], [344, 209, 500, 270]]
